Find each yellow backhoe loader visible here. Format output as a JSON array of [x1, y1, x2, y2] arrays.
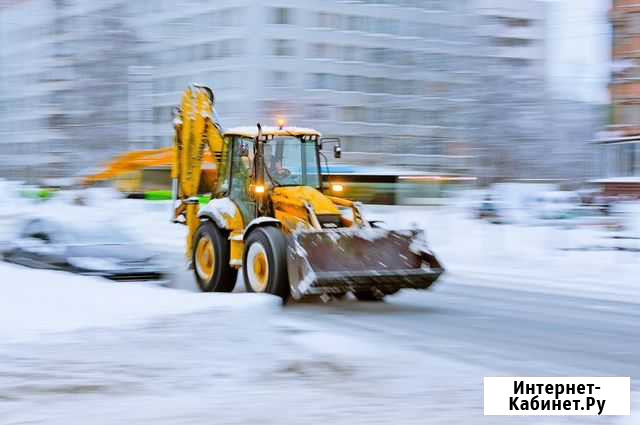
[[170, 85, 443, 301]]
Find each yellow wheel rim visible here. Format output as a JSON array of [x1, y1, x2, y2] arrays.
[[195, 235, 215, 281], [247, 243, 269, 292], [254, 252, 268, 285]]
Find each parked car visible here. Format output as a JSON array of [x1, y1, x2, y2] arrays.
[[2, 217, 167, 282], [532, 191, 581, 220]]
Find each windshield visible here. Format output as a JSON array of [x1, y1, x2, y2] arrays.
[[264, 137, 320, 187]]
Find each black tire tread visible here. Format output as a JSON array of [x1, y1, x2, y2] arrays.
[[243, 226, 289, 301], [193, 221, 237, 292]]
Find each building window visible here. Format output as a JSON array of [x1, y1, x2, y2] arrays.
[[271, 39, 295, 56], [317, 12, 340, 29], [305, 104, 331, 121], [621, 104, 640, 125], [344, 75, 357, 91], [267, 71, 291, 88], [271, 7, 293, 25], [495, 37, 531, 47], [502, 17, 531, 28], [368, 47, 386, 63], [341, 45, 356, 61], [308, 43, 328, 59], [629, 13, 640, 34], [342, 106, 367, 123], [307, 73, 329, 90], [346, 15, 368, 32]]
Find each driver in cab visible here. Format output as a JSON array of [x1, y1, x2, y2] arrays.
[[265, 147, 291, 184]]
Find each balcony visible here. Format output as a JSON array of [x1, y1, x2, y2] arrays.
[[613, 0, 640, 14], [613, 36, 640, 59], [611, 81, 640, 100]]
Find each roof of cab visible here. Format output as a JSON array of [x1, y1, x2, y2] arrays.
[[223, 126, 321, 138]]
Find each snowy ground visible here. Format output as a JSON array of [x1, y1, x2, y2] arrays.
[[364, 203, 640, 304], [0, 188, 638, 424], [0, 262, 278, 344]]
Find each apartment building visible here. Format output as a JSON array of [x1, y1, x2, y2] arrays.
[[0, 0, 549, 181], [138, 0, 476, 173], [469, 0, 549, 179], [595, 0, 640, 190], [472, 0, 545, 77], [0, 0, 135, 180]]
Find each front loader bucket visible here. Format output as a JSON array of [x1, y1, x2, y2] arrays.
[[287, 228, 444, 299]]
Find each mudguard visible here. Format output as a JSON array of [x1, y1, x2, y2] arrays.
[[198, 198, 243, 231]]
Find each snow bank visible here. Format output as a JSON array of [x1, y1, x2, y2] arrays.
[[618, 202, 640, 235], [592, 176, 640, 184], [0, 262, 279, 343], [364, 204, 640, 304], [0, 184, 37, 250]]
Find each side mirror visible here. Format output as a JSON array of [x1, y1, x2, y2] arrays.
[[320, 137, 342, 159]]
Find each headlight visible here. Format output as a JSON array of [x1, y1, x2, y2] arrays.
[[68, 257, 121, 271], [331, 183, 344, 193]]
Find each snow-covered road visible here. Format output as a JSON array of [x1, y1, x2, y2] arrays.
[[0, 196, 638, 424], [1, 273, 637, 425]]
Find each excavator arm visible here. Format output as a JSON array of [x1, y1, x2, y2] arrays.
[[172, 86, 226, 259]]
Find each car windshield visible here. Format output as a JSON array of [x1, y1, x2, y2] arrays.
[[264, 137, 320, 187]]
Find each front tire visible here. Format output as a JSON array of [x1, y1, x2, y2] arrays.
[[243, 226, 289, 301], [193, 221, 237, 292]]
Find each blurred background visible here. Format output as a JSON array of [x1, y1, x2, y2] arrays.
[[1, 1, 639, 424], [0, 0, 621, 188]]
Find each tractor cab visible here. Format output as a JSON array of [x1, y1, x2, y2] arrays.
[[221, 126, 339, 224]]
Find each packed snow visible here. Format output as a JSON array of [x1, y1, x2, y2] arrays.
[[198, 197, 241, 229], [2, 185, 640, 311], [0, 184, 638, 424], [363, 200, 640, 304], [0, 186, 280, 343], [0, 261, 279, 344]]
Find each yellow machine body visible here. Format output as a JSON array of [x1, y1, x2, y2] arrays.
[[84, 85, 444, 300]]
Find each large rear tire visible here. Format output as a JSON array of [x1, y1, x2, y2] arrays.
[[193, 221, 237, 292], [243, 226, 289, 301]]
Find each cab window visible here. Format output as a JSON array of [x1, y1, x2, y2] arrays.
[[229, 137, 256, 222]]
